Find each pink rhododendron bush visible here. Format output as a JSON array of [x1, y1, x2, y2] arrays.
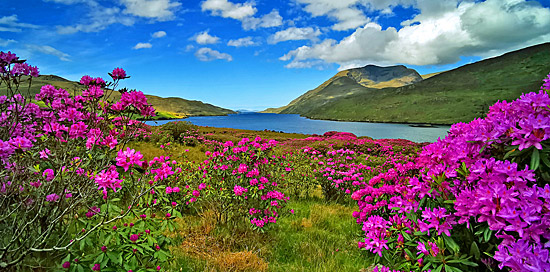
[[352, 74, 550, 272], [168, 137, 291, 231], [0, 52, 180, 270]]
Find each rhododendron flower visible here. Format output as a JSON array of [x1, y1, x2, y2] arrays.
[[92, 264, 100, 271], [62, 261, 70, 268], [129, 234, 139, 242], [46, 194, 60, 202], [94, 166, 122, 196], [110, 67, 127, 80], [172, 187, 180, 193], [43, 169, 54, 181], [39, 148, 51, 159], [233, 185, 248, 196]]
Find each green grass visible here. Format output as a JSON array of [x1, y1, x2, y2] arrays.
[[168, 199, 374, 272]]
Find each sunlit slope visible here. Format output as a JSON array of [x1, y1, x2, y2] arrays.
[[266, 42, 550, 124], [1, 75, 235, 118]]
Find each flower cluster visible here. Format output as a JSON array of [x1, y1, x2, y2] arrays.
[[350, 73, 550, 271]]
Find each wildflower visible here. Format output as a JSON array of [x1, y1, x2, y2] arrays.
[[110, 67, 127, 80], [46, 194, 60, 202], [62, 261, 70, 269], [92, 264, 100, 271], [43, 169, 54, 181], [129, 234, 139, 242]]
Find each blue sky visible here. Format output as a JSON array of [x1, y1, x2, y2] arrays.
[[1, 0, 550, 111]]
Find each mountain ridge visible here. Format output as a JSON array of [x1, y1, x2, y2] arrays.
[[1, 74, 236, 119], [264, 42, 550, 124]]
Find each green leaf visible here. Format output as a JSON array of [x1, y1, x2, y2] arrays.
[[470, 241, 481, 260], [77, 264, 84, 272], [531, 149, 540, 171], [401, 231, 412, 241], [433, 264, 444, 272], [483, 228, 493, 243], [541, 152, 550, 168], [442, 235, 460, 254], [444, 265, 462, 272]]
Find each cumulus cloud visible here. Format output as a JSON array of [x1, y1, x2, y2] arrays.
[[268, 27, 322, 44], [120, 0, 181, 21], [25, 44, 71, 61], [194, 47, 233, 62], [282, 0, 550, 69], [133, 42, 153, 49], [227, 37, 258, 47], [191, 30, 220, 45], [201, 0, 282, 30], [242, 10, 283, 30], [0, 15, 40, 32], [295, 0, 371, 31], [152, 30, 167, 38], [201, 0, 256, 20]]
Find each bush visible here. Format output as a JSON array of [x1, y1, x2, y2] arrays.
[[0, 51, 179, 270], [352, 73, 550, 272]]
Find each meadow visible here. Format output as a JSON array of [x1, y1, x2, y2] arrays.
[[1, 51, 549, 272]]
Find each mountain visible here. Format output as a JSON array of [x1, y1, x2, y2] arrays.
[[1, 74, 235, 119], [264, 42, 550, 124], [263, 64, 422, 114]]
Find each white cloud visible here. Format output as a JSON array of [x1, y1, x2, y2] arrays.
[[25, 44, 71, 61], [242, 10, 283, 30], [191, 30, 220, 45], [201, 0, 256, 20], [56, 6, 135, 34], [120, 0, 181, 21], [295, 0, 370, 31], [152, 30, 167, 38], [0, 38, 16, 47], [194, 47, 233, 62], [133, 42, 153, 49], [201, 0, 283, 30], [268, 27, 322, 44], [227, 37, 258, 47], [282, 0, 550, 69], [0, 15, 40, 32], [185, 44, 195, 52]]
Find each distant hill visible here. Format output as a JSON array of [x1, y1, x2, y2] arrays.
[[263, 64, 422, 114], [1, 74, 235, 119], [264, 42, 550, 124]]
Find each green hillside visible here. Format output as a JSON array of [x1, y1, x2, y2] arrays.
[[1, 75, 235, 119], [263, 65, 421, 114], [268, 42, 550, 124]]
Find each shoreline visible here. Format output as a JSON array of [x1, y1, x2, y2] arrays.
[[145, 112, 453, 127]]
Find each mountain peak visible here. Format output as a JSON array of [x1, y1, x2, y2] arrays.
[[345, 64, 423, 86]]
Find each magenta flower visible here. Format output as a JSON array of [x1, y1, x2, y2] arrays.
[[94, 166, 122, 195], [92, 264, 100, 271], [39, 148, 51, 159], [129, 234, 139, 242], [62, 261, 70, 269], [46, 194, 60, 202], [43, 169, 54, 181], [116, 148, 144, 172], [233, 185, 248, 196], [110, 67, 127, 80]]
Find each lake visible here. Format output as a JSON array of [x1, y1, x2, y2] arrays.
[[145, 113, 450, 143]]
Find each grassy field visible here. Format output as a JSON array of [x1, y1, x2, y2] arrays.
[[125, 124, 382, 272]]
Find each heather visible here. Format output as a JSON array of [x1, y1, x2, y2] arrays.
[[1, 51, 550, 272]]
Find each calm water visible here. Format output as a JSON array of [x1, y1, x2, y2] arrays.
[[145, 113, 450, 143]]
